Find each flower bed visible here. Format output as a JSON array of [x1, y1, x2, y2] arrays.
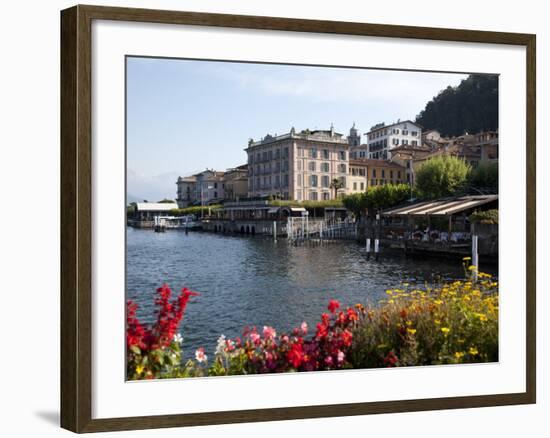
[[126, 267, 498, 380]]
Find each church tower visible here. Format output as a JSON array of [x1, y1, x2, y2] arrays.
[[348, 123, 361, 147]]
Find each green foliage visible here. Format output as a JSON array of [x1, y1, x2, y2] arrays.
[[469, 162, 498, 193], [170, 205, 222, 216], [416, 74, 498, 137], [269, 199, 344, 209], [158, 198, 176, 203], [415, 156, 471, 199], [342, 184, 412, 216], [349, 272, 499, 368], [469, 209, 498, 225]]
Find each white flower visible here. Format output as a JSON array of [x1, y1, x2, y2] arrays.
[[215, 335, 227, 355], [195, 347, 207, 363], [173, 333, 183, 345]]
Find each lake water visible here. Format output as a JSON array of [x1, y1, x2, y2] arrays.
[[126, 228, 490, 357]]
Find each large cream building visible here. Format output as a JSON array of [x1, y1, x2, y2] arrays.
[[246, 127, 350, 201]]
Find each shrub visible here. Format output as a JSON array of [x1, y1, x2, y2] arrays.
[[348, 267, 498, 368], [415, 155, 471, 199], [469, 162, 498, 194], [469, 209, 498, 225]]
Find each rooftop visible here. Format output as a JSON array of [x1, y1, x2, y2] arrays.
[[248, 126, 348, 148], [135, 202, 178, 212], [382, 195, 498, 217]]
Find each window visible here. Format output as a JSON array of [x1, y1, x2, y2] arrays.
[[268, 150, 273, 160], [353, 182, 357, 190], [402, 139, 408, 145], [338, 164, 346, 173], [296, 174, 301, 187], [390, 170, 393, 179], [381, 169, 385, 178], [298, 148, 304, 157], [339, 151, 346, 160], [398, 171, 401, 178], [214, 182, 218, 189], [322, 175, 330, 188], [309, 191, 318, 201], [284, 147, 289, 158], [310, 175, 318, 187], [275, 175, 281, 188], [393, 128, 399, 134], [412, 140, 418, 146], [296, 190, 302, 201], [275, 149, 281, 159], [283, 174, 289, 187], [323, 149, 329, 159], [310, 148, 318, 158], [214, 192, 218, 198], [308, 161, 316, 172], [411, 131, 418, 136], [403, 130, 409, 135], [296, 161, 301, 171], [321, 162, 330, 172], [393, 138, 399, 145], [322, 192, 330, 200], [360, 182, 365, 190], [283, 160, 289, 171], [372, 169, 377, 178], [262, 151, 268, 161]]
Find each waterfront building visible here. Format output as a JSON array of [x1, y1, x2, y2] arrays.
[[176, 175, 197, 208], [176, 169, 225, 208], [366, 120, 423, 159], [132, 202, 179, 221], [348, 160, 368, 193], [223, 164, 248, 201], [356, 158, 407, 187], [389, 144, 434, 184], [245, 126, 350, 201]]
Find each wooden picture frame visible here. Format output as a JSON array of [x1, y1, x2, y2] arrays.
[[61, 4, 536, 433]]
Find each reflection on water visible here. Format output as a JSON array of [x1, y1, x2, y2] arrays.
[[126, 228, 493, 356]]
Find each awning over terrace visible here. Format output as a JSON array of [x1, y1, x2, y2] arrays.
[[382, 195, 498, 217]]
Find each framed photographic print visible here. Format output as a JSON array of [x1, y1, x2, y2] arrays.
[[60, 4, 536, 433]]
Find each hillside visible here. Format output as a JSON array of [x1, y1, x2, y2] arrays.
[[415, 74, 498, 137]]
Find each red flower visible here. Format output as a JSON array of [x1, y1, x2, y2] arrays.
[[287, 342, 305, 368], [328, 299, 340, 314], [316, 322, 329, 339], [341, 329, 353, 347]]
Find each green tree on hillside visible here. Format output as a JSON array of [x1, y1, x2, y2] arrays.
[[416, 74, 498, 137]]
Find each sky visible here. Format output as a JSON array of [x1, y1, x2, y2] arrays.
[[126, 57, 468, 201]]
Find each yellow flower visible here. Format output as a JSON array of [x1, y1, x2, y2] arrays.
[[468, 265, 478, 271], [441, 327, 450, 335], [476, 313, 488, 322], [454, 351, 465, 359], [469, 347, 479, 355], [388, 299, 395, 304], [407, 328, 417, 335], [136, 364, 144, 374], [434, 299, 443, 305], [386, 290, 393, 295], [434, 319, 441, 325], [462, 256, 471, 261]]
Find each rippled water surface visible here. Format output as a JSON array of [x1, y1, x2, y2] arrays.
[[127, 228, 492, 356]]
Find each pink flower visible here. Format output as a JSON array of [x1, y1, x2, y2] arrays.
[[300, 321, 308, 334], [195, 347, 207, 363], [263, 325, 277, 340], [249, 332, 261, 345], [337, 350, 345, 364]]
